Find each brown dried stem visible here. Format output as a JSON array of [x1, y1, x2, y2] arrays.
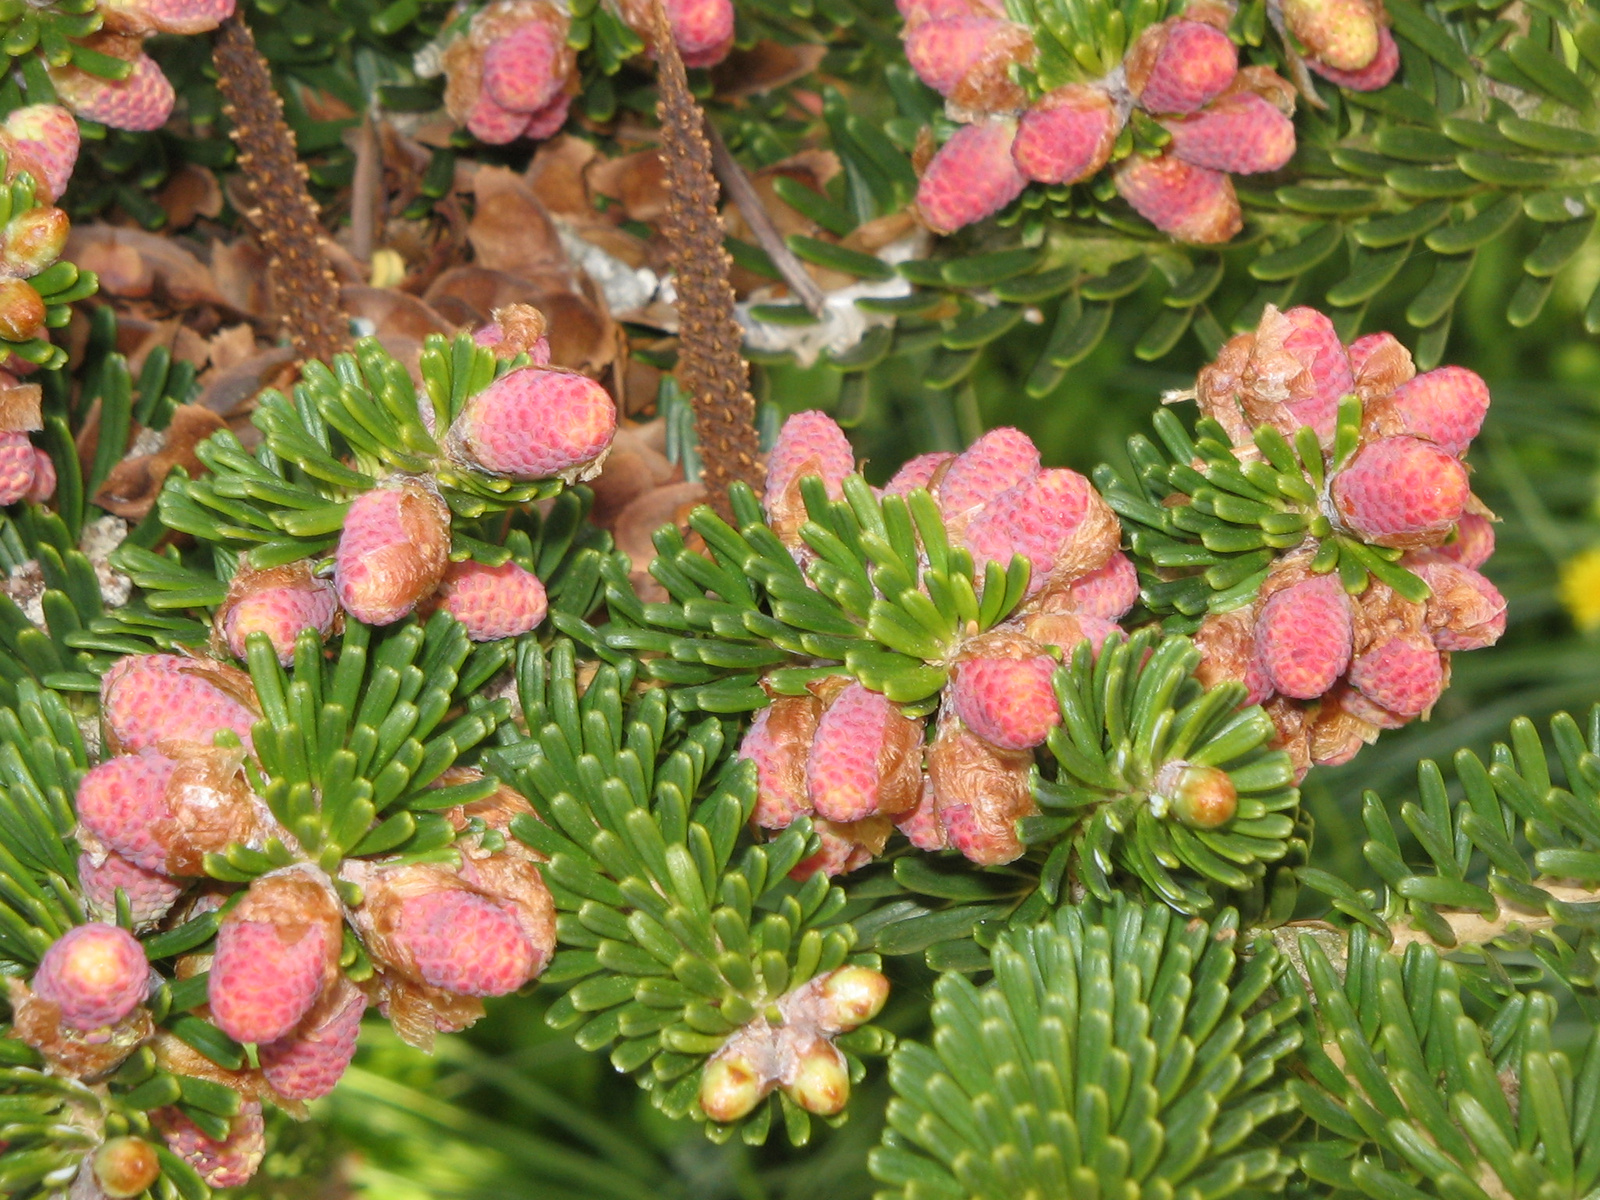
[[213, 14, 350, 364], [651, 0, 764, 517], [705, 122, 826, 318]]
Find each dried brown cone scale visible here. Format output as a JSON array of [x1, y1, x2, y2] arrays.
[[650, 0, 763, 520], [212, 13, 349, 365]]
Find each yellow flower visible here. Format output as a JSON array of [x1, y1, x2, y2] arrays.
[[1560, 546, 1600, 631]]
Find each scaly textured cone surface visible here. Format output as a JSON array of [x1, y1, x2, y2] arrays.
[[219, 562, 339, 664], [100, 653, 259, 753], [1163, 92, 1296, 175], [432, 559, 549, 641], [30, 924, 148, 1031], [1, 105, 80, 201], [79, 850, 185, 927], [448, 367, 617, 482], [333, 478, 452, 625], [154, 1102, 265, 1188], [259, 978, 367, 1100], [50, 54, 175, 133], [1114, 154, 1242, 244], [916, 120, 1027, 235], [1126, 18, 1238, 114], [208, 871, 343, 1045], [1012, 85, 1120, 184]]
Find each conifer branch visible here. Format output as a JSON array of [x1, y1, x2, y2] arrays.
[[651, 0, 763, 521], [212, 13, 350, 366]]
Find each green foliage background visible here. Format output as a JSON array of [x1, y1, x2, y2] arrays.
[[226, 210, 1600, 1200]]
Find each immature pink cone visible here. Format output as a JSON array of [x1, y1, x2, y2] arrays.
[[79, 850, 185, 928], [99, 0, 237, 34], [1065, 551, 1140, 620], [220, 565, 339, 664], [51, 55, 176, 133], [259, 979, 367, 1100], [522, 92, 572, 140], [1348, 633, 1444, 717], [467, 90, 530, 144], [0, 431, 35, 504], [1248, 305, 1350, 448], [30, 923, 147, 1031], [1012, 85, 1119, 185], [1, 106, 80, 200], [1254, 574, 1353, 699], [481, 20, 565, 113], [1115, 154, 1241, 243], [1408, 552, 1506, 651], [1332, 436, 1469, 547], [950, 647, 1060, 750], [153, 1102, 264, 1189], [1307, 24, 1399, 90], [24, 446, 54, 504], [334, 478, 452, 625], [741, 694, 822, 829], [904, 17, 1016, 95], [806, 683, 923, 823], [1164, 92, 1295, 175], [91, 1136, 162, 1199], [391, 889, 536, 996], [895, 777, 947, 850], [936, 427, 1040, 526], [209, 873, 342, 1045], [101, 652, 258, 753], [1440, 512, 1494, 569], [450, 367, 617, 481], [1127, 19, 1238, 114], [666, 0, 736, 67], [78, 746, 263, 877], [1388, 365, 1489, 456], [432, 559, 548, 641], [76, 751, 178, 872], [765, 410, 854, 505], [1283, 0, 1380, 71], [883, 451, 952, 495], [963, 468, 1100, 589], [765, 410, 854, 546], [917, 121, 1028, 235]]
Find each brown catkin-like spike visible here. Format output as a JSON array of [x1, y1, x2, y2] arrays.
[[651, 0, 763, 519], [212, 14, 349, 365]]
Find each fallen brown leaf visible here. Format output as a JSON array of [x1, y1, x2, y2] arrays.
[[526, 135, 598, 218], [466, 165, 567, 278], [710, 41, 827, 98], [67, 225, 227, 308], [157, 164, 224, 230], [94, 404, 228, 520], [585, 150, 668, 224]]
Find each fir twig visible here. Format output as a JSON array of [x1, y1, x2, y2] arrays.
[[213, 13, 350, 364], [705, 123, 826, 319], [651, 0, 764, 519]]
